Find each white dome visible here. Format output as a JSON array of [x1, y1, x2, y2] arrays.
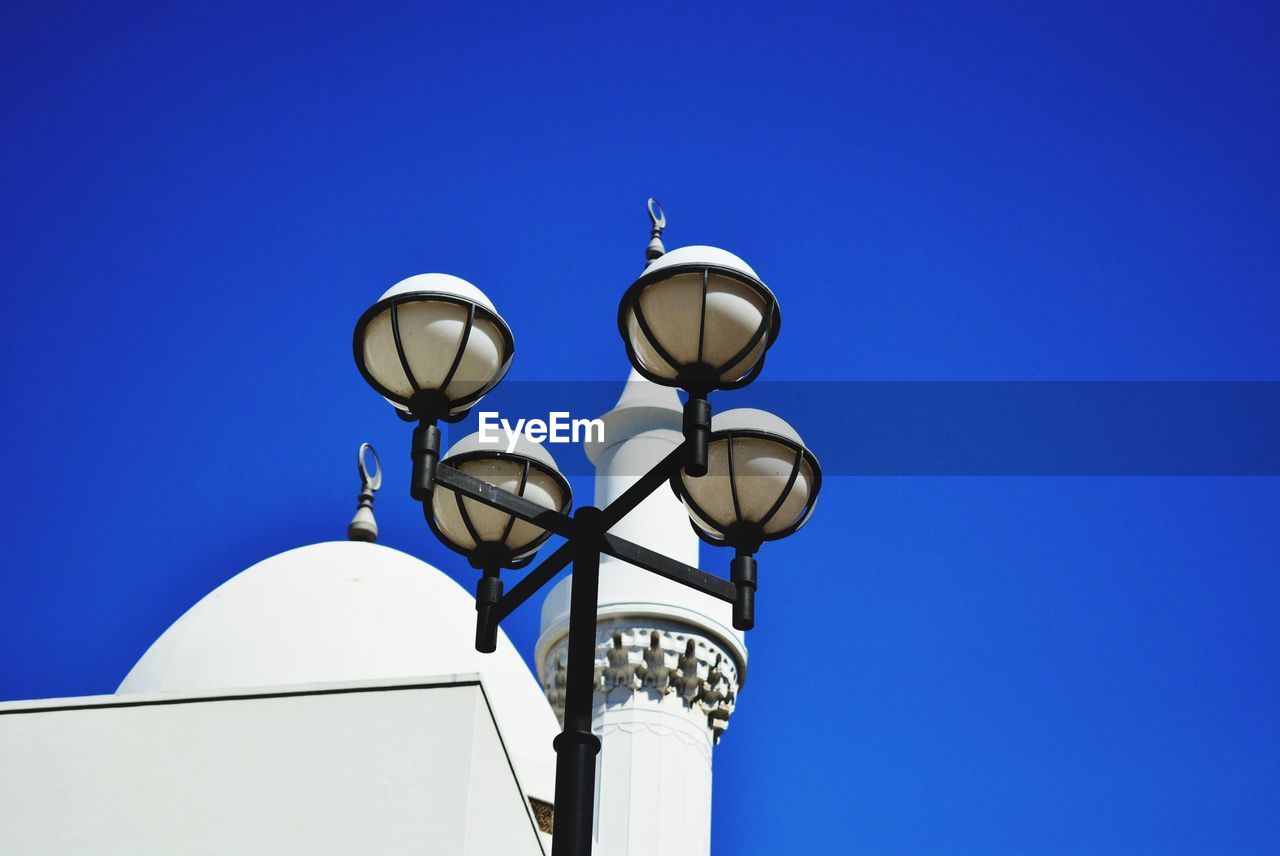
[[118, 541, 556, 797]]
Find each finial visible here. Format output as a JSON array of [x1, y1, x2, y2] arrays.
[[347, 443, 382, 542], [645, 197, 667, 262]]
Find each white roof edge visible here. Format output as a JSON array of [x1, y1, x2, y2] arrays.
[[0, 673, 489, 712]]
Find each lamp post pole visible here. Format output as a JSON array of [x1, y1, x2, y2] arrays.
[[553, 505, 603, 854], [352, 201, 822, 855]]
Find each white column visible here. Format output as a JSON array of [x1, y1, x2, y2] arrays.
[[537, 371, 747, 855]]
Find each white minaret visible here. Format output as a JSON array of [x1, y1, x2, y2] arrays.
[[536, 370, 747, 855]]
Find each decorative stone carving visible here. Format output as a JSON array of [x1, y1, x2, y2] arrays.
[[698, 654, 727, 708], [544, 652, 568, 719], [600, 632, 640, 689], [541, 621, 742, 742], [638, 630, 674, 694], [700, 653, 734, 741], [676, 639, 702, 703]]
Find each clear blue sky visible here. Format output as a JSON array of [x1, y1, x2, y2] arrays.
[[3, 2, 1278, 853]]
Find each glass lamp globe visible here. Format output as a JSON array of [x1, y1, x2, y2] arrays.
[[674, 408, 820, 550], [617, 246, 780, 392], [429, 431, 572, 568], [353, 273, 515, 421]]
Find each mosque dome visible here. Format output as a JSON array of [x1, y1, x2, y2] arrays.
[[118, 540, 556, 796]]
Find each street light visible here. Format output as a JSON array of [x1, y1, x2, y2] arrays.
[[617, 244, 780, 393], [672, 408, 821, 631], [352, 200, 821, 856], [429, 431, 573, 567], [353, 272, 516, 504], [427, 431, 573, 653], [618, 238, 781, 478], [352, 272, 514, 420]]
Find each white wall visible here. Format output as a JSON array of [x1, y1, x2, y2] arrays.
[[0, 677, 545, 856]]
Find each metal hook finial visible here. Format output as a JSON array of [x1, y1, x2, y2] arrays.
[[646, 197, 667, 262], [348, 443, 382, 542], [358, 442, 382, 492]]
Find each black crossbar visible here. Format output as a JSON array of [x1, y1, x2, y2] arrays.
[[438, 454, 736, 630], [435, 463, 576, 539], [600, 531, 736, 602]]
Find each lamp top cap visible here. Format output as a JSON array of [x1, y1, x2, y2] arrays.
[[378, 273, 498, 312], [711, 407, 804, 445], [442, 429, 563, 474], [642, 245, 761, 281]]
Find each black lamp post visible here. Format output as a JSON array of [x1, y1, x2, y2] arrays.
[[352, 201, 822, 856]]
